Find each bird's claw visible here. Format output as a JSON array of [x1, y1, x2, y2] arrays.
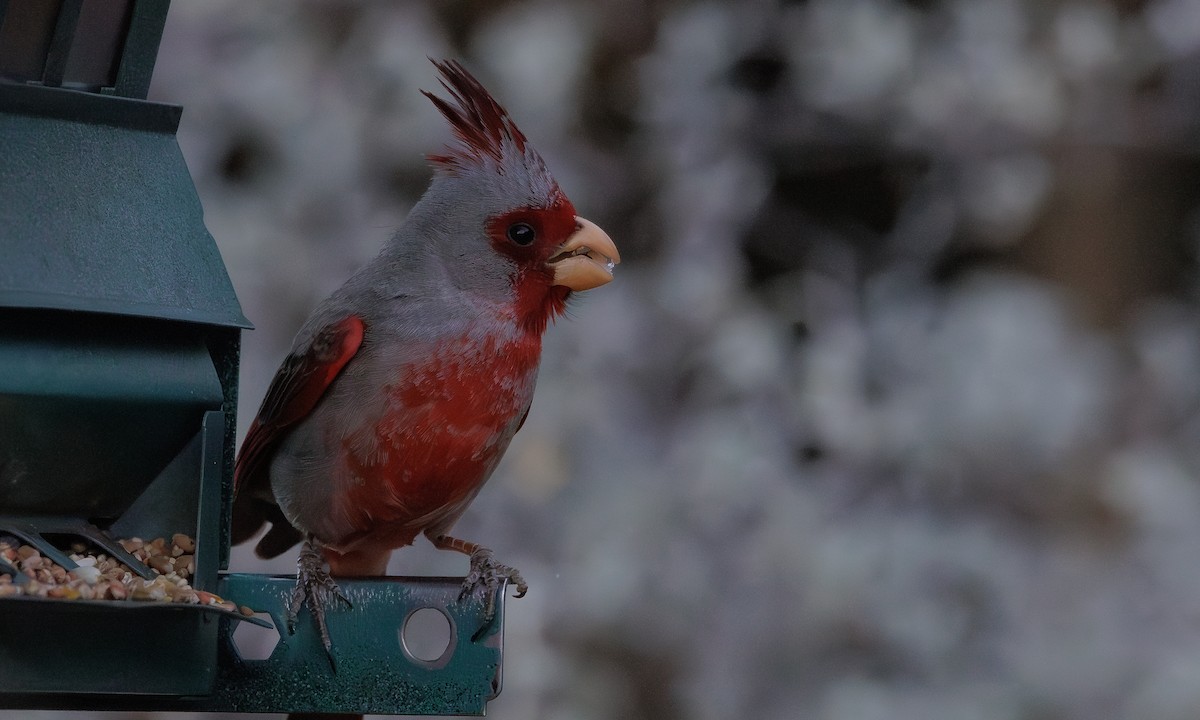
[[287, 540, 352, 669], [459, 547, 527, 630]]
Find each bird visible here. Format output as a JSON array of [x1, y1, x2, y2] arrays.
[[230, 58, 620, 657]]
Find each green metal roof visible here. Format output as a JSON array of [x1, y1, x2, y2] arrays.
[[0, 82, 250, 328]]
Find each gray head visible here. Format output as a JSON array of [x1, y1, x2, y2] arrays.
[[379, 59, 620, 334]]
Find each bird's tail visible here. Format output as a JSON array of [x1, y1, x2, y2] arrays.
[[230, 496, 304, 558]]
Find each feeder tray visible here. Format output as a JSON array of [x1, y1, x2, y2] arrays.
[[0, 0, 506, 714]]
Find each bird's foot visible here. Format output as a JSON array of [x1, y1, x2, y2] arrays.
[[459, 547, 527, 631], [288, 538, 352, 669]]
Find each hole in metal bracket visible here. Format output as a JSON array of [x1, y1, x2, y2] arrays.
[[231, 612, 279, 661], [400, 606, 455, 668]]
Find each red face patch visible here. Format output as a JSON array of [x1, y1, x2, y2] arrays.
[[484, 196, 579, 265], [484, 198, 579, 332]]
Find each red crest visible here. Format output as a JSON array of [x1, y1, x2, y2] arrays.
[[423, 59, 529, 173]]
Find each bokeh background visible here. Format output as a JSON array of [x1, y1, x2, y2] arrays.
[[15, 0, 1200, 718]]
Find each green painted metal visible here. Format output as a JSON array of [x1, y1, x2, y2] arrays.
[[202, 575, 505, 716], [0, 83, 250, 329], [0, 596, 226, 697], [0, 576, 505, 715], [0, 0, 160, 97], [0, 312, 224, 520], [0, 1, 509, 714], [40, 0, 83, 87], [0, 411, 234, 698], [111, 0, 169, 99]]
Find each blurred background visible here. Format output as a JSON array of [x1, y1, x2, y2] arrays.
[[15, 0, 1200, 718]]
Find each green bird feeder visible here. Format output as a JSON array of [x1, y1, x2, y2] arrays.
[[0, 1, 505, 714]]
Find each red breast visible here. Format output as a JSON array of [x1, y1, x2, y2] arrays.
[[332, 331, 542, 548]]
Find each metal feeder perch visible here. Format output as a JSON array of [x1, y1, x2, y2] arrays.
[[0, 1, 505, 714]]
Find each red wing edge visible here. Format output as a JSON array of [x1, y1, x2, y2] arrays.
[[234, 315, 366, 498]]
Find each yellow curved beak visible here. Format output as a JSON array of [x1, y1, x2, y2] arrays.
[[548, 216, 621, 291]]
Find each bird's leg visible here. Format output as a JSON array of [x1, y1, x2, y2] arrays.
[[288, 536, 352, 668], [426, 531, 528, 626]]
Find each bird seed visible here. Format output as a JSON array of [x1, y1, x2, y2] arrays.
[[0, 534, 243, 613]]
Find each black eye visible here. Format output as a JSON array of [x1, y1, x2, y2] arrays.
[[507, 222, 536, 246]]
